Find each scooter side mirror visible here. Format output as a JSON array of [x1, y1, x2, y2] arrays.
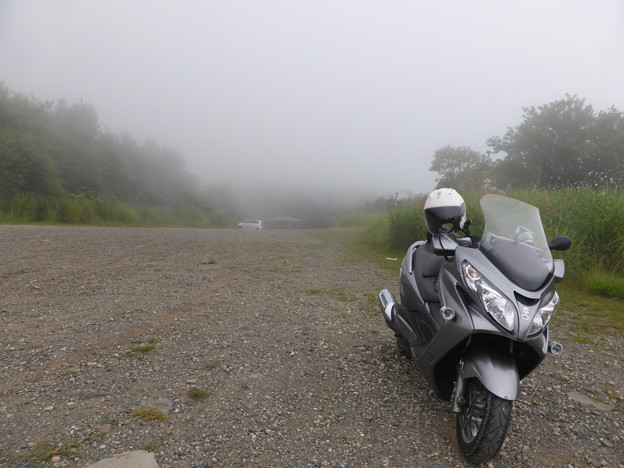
[[549, 236, 571, 251]]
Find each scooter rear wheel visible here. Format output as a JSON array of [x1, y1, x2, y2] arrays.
[[456, 378, 512, 465]]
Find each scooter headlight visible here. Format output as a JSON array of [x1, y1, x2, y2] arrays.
[[462, 261, 516, 332], [528, 291, 559, 336], [462, 261, 481, 292], [479, 282, 516, 331]]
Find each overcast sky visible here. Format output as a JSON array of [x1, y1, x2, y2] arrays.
[[1, 0, 624, 199]]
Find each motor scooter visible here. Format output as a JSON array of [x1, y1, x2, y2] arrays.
[[378, 193, 571, 464]]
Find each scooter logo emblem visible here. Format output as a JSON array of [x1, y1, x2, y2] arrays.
[[521, 306, 530, 320]]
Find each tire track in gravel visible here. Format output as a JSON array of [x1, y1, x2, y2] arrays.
[[0, 264, 229, 393]]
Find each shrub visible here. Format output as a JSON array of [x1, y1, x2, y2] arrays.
[[0, 192, 230, 227], [585, 270, 624, 299], [368, 188, 624, 279], [187, 386, 209, 401], [130, 405, 167, 422]]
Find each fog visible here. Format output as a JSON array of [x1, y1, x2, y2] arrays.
[[2, 0, 624, 203]]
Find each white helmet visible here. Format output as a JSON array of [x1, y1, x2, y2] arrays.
[[424, 188, 467, 234]]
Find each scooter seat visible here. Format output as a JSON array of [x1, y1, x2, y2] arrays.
[[413, 241, 445, 302]]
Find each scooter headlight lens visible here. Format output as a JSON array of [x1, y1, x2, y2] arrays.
[[462, 261, 516, 331], [478, 282, 516, 331], [462, 261, 481, 292], [528, 292, 559, 336]]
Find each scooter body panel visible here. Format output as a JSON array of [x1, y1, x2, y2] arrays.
[[391, 240, 556, 401]]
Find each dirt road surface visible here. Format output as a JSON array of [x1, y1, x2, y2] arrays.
[[0, 226, 622, 467]]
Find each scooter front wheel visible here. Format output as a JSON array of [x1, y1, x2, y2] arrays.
[[456, 378, 512, 465]]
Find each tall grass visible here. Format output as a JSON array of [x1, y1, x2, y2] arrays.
[[515, 188, 624, 276], [361, 188, 624, 282], [0, 193, 231, 227], [385, 202, 427, 250]]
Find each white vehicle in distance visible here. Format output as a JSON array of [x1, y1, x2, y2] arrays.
[[237, 219, 263, 230]]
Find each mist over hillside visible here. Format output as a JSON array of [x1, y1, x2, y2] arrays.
[[0, 84, 386, 227], [221, 183, 388, 228]]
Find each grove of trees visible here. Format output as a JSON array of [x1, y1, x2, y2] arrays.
[[430, 95, 624, 190], [0, 83, 362, 227], [0, 83, 206, 207]]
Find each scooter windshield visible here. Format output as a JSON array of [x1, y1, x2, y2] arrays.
[[480, 194, 553, 290]]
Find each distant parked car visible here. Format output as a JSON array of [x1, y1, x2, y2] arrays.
[[237, 219, 263, 230]]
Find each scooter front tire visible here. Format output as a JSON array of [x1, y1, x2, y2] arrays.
[[456, 378, 512, 465]]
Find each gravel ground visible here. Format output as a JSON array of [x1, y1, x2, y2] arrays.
[[0, 225, 622, 468]]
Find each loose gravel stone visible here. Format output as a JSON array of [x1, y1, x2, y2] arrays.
[[0, 225, 622, 467]]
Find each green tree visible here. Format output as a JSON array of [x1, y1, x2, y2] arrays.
[[0, 128, 62, 197], [586, 107, 624, 185], [487, 95, 624, 189], [429, 145, 491, 190], [0, 82, 233, 222]]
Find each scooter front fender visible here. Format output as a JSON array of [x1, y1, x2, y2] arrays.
[[459, 347, 519, 401]]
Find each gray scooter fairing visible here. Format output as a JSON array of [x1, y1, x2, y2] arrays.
[[383, 233, 554, 402]]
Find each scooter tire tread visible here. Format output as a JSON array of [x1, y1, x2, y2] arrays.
[[457, 382, 513, 465]]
